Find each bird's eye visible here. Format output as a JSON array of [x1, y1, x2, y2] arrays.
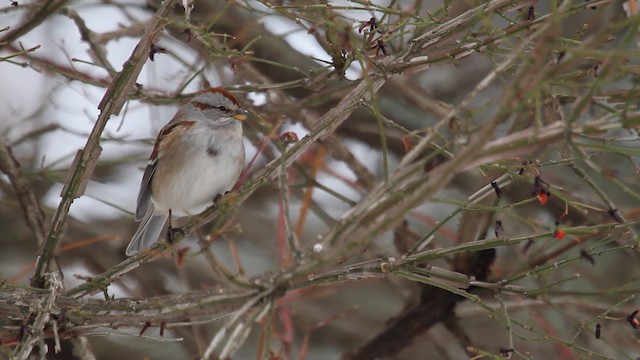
[[217, 106, 228, 112]]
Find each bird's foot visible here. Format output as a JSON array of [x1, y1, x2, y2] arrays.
[[167, 225, 185, 244], [214, 191, 232, 202]]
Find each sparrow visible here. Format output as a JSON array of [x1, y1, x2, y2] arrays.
[[126, 88, 247, 256]]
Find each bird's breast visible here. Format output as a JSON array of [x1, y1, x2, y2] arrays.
[[151, 123, 244, 215]]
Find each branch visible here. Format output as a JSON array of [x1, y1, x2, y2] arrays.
[[0, 285, 257, 342], [13, 273, 63, 360], [30, 0, 177, 289], [0, 0, 72, 46], [0, 141, 46, 246]]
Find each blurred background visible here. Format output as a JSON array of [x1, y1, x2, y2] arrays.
[[1, 0, 640, 359]]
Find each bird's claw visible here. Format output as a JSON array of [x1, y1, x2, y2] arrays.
[[167, 226, 185, 244]]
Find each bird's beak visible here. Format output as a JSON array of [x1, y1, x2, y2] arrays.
[[234, 108, 249, 121]]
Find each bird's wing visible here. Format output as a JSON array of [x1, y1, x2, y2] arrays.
[[135, 120, 196, 221], [135, 159, 157, 221]]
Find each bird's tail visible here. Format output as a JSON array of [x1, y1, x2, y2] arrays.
[[126, 210, 168, 256]]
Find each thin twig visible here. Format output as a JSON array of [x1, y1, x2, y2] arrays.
[[0, 140, 46, 246], [0, 0, 72, 46]]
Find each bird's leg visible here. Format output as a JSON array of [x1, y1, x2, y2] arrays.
[[212, 191, 234, 205], [166, 209, 184, 244]]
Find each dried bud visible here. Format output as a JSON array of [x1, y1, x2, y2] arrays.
[[280, 131, 299, 146]]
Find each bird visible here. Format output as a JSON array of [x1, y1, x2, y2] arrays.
[[126, 88, 247, 256]]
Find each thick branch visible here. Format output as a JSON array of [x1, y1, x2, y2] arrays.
[[0, 286, 256, 341]]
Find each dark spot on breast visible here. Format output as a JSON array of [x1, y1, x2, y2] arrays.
[[207, 144, 219, 157]]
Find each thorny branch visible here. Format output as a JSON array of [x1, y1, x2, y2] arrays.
[[31, 0, 177, 289], [1, 0, 640, 359]]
